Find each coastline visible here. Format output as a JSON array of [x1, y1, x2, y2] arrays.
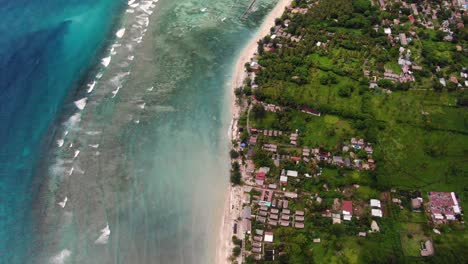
[[217, 0, 292, 263]]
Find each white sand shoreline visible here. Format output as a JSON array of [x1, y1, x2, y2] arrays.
[[216, 0, 292, 263]]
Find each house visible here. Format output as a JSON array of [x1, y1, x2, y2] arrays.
[[332, 156, 344, 166], [280, 175, 288, 184], [384, 28, 392, 34], [295, 210, 304, 216], [249, 136, 257, 145], [370, 199, 381, 208], [313, 238, 321, 243], [256, 172, 265, 186], [428, 192, 461, 221], [242, 219, 251, 234], [421, 240, 434, 256], [295, 216, 304, 222], [344, 158, 351, 167], [371, 209, 383, 217], [287, 170, 298, 177], [400, 33, 408, 45], [408, 15, 415, 23], [252, 242, 262, 248], [295, 222, 305, 228], [342, 200, 353, 221], [411, 198, 422, 211], [242, 206, 252, 219], [301, 106, 321, 116]]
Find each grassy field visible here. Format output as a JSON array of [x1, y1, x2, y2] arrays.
[[400, 223, 430, 257]]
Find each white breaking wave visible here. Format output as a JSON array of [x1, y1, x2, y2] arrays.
[[74, 98, 87, 110], [95, 223, 111, 244], [134, 119, 140, 124], [116, 28, 126, 38], [66, 113, 81, 128], [139, 102, 146, 109], [74, 150, 80, 158], [126, 8, 135, 14], [86, 131, 101, 136], [88, 144, 99, 148], [101, 56, 111, 67], [147, 86, 154, 91], [96, 72, 103, 79], [68, 167, 74, 176], [58, 196, 68, 208], [112, 86, 121, 98], [57, 139, 64, 147], [50, 249, 71, 264], [87, 81, 96, 93], [128, 55, 134, 61], [128, 0, 135, 5]]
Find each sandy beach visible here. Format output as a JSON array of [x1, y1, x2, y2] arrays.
[[216, 0, 292, 263]]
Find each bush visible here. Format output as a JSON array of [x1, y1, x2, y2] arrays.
[[338, 85, 352, 97], [230, 149, 239, 159], [233, 246, 241, 257]]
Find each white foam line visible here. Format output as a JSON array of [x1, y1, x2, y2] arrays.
[[74, 150, 80, 158], [147, 86, 154, 91], [58, 196, 68, 208], [89, 144, 99, 148], [68, 167, 74, 176], [87, 81, 96, 93], [128, 0, 135, 5], [134, 119, 140, 124], [116, 28, 126, 38], [95, 223, 111, 244], [112, 86, 121, 98], [57, 139, 64, 147], [50, 249, 71, 264], [74, 98, 87, 110], [139, 103, 146, 109], [101, 56, 111, 67]]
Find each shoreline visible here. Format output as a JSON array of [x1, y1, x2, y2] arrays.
[[216, 0, 292, 263]]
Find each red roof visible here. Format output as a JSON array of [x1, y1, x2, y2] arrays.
[[301, 106, 321, 115], [256, 172, 266, 180], [291, 156, 301, 162], [342, 200, 353, 214], [408, 15, 415, 22]]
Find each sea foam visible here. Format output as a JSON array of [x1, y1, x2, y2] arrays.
[[50, 249, 71, 264], [95, 223, 111, 245], [87, 81, 96, 93], [101, 56, 111, 67], [58, 196, 68, 208], [74, 98, 87, 110], [116, 28, 126, 38]]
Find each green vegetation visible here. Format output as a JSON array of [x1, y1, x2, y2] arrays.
[[237, 0, 468, 262]]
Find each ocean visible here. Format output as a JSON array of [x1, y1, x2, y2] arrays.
[[0, 0, 277, 263]]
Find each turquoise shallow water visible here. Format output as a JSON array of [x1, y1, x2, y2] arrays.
[[1, 0, 277, 263]]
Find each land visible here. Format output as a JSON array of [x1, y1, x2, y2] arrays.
[[217, 0, 294, 263], [224, 0, 468, 263]]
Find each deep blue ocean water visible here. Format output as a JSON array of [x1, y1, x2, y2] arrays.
[[0, 0, 122, 262]]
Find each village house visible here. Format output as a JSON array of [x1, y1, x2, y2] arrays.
[[342, 200, 353, 221], [428, 192, 462, 221]]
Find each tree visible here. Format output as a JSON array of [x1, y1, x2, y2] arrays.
[[338, 85, 352, 97], [252, 104, 266, 119], [233, 246, 241, 257]]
